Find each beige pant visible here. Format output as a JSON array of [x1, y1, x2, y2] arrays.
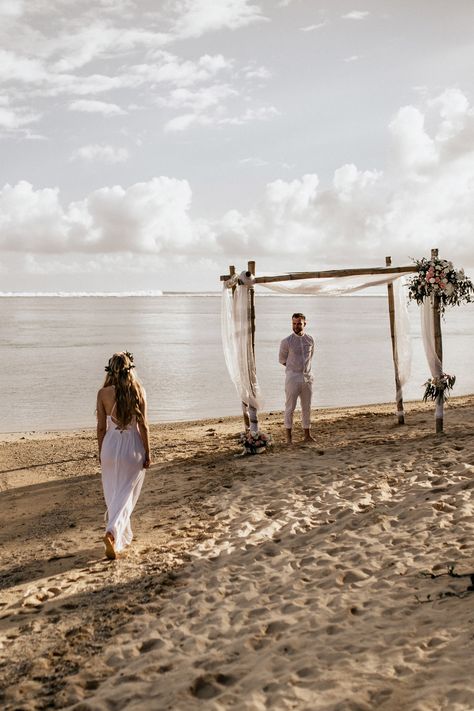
[[284, 372, 313, 429]]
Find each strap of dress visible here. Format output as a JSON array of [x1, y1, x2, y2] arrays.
[[109, 401, 120, 425]]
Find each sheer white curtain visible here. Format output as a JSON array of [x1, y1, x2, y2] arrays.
[[221, 271, 412, 418], [259, 273, 404, 296], [420, 299, 442, 378], [393, 277, 412, 404], [221, 272, 262, 433], [260, 274, 412, 405], [420, 298, 444, 417]]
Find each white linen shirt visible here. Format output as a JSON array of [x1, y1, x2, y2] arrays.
[[279, 332, 314, 381]]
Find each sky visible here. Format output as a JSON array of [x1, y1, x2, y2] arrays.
[[0, 0, 473, 292]]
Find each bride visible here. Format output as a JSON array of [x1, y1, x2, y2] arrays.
[[96, 351, 151, 559]]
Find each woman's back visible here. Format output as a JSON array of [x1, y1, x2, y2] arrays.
[[97, 351, 151, 559]]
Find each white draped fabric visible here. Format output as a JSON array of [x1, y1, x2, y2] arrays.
[[420, 298, 443, 378], [221, 271, 413, 417], [420, 297, 444, 417], [259, 273, 404, 296], [393, 277, 412, 403], [259, 273, 412, 404], [221, 272, 262, 432]]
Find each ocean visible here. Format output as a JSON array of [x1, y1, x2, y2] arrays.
[[1, 294, 473, 433]]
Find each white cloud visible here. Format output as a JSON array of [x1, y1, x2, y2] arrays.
[[0, 182, 71, 252], [239, 157, 268, 167], [69, 99, 126, 115], [172, 0, 268, 39], [164, 113, 201, 132], [164, 104, 279, 131], [158, 84, 237, 112], [129, 51, 231, 88], [0, 1, 269, 140], [50, 25, 169, 72], [221, 106, 280, 125], [217, 91, 474, 267], [0, 0, 24, 17], [241, 64, 272, 80], [388, 106, 438, 174], [0, 177, 215, 256], [342, 10, 369, 20], [429, 87, 473, 142], [70, 144, 130, 163], [0, 104, 41, 132], [3, 91, 474, 273], [344, 55, 359, 63], [299, 22, 326, 32], [0, 49, 47, 83]]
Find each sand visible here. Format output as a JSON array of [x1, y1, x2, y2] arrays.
[[1, 398, 474, 711]]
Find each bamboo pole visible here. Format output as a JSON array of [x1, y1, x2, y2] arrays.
[[229, 264, 250, 430], [431, 248, 444, 434], [220, 264, 418, 283], [248, 260, 256, 356], [229, 265, 236, 296], [244, 260, 258, 432], [385, 256, 405, 424]]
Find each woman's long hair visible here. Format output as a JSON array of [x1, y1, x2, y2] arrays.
[[103, 352, 145, 427]]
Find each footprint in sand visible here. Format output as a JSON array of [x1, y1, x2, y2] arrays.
[[190, 672, 236, 700]]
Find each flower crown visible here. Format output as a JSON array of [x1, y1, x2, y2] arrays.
[[105, 351, 136, 374]]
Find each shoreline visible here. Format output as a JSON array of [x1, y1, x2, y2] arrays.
[[2, 393, 474, 444], [1, 395, 474, 709]]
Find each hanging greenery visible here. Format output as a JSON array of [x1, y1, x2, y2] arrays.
[[422, 374, 456, 403]]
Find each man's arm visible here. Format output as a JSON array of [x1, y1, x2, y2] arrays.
[[279, 337, 289, 366]]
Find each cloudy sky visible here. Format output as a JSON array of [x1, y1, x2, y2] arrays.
[[1, 0, 473, 292]]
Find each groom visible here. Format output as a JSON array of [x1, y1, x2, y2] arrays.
[[279, 312, 315, 444]]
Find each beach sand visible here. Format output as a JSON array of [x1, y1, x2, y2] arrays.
[[1, 398, 474, 710]]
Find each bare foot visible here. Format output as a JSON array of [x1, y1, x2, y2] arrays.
[[103, 532, 116, 560], [303, 435, 316, 443]]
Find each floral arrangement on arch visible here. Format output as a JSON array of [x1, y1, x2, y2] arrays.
[[238, 430, 272, 455], [407, 256, 474, 313], [423, 374, 456, 404]]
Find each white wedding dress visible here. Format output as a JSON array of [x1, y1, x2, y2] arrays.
[[101, 405, 146, 552]]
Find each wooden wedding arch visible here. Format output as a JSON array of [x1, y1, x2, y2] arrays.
[[221, 249, 446, 433]]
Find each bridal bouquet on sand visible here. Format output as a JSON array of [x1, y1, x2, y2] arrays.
[[423, 374, 456, 403], [407, 256, 474, 313], [238, 430, 272, 455]]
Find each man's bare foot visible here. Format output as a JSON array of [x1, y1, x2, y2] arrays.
[[103, 532, 116, 560], [303, 432, 316, 443]]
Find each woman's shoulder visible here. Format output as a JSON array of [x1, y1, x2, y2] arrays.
[[98, 385, 115, 398]]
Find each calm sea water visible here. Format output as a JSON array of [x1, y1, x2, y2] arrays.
[[1, 294, 473, 433]]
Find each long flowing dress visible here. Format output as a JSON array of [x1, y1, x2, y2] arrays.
[[100, 409, 146, 553]]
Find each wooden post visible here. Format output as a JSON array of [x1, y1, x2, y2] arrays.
[[248, 260, 256, 356], [229, 265, 236, 296], [385, 256, 405, 424], [431, 248, 444, 433], [220, 264, 418, 282], [247, 260, 259, 433], [229, 264, 249, 430]]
